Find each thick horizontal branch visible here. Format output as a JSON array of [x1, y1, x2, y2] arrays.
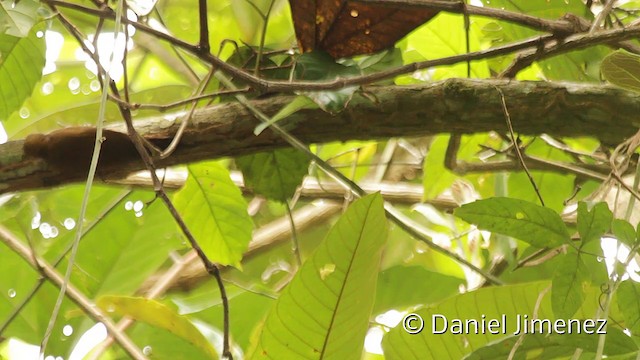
[[1, 79, 638, 194]]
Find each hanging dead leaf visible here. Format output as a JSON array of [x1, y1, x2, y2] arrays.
[[288, 0, 439, 58]]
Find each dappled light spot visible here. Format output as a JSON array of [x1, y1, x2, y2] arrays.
[[63, 218, 75, 230], [41, 82, 54, 95], [19, 107, 30, 119], [62, 325, 73, 337], [142, 346, 152, 356]]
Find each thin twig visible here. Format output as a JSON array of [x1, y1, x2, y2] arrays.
[[108, 87, 251, 111], [253, 0, 276, 76], [285, 200, 302, 267], [51, 7, 234, 358], [495, 87, 545, 206], [0, 225, 146, 360]]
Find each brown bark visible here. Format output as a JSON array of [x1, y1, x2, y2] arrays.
[[1, 79, 637, 194]]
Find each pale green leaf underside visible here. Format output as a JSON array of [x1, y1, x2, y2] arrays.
[[551, 252, 587, 319], [382, 281, 625, 360], [236, 148, 310, 202], [249, 193, 388, 360], [0, 25, 44, 120], [455, 197, 569, 248], [97, 295, 218, 359], [173, 162, 253, 267]]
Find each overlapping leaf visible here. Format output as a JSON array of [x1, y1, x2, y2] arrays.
[[173, 162, 253, 267], [455, 197, 569, 248], [248, 193, 387, 359]]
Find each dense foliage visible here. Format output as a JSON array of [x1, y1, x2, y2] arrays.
[[2, 0, 640, 359]]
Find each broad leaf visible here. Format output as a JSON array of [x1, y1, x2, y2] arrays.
[[551, 252, 587, 318], [248, 193, 388, 359], [173, 162, 253, 267], [612, 219, 637, 248], [577, 202, 612, 245], [464, 329, 637, 359], [236, 148, 310, 202], [0, 24, 45, 120], [97, 295, 218, 359], [382, 281, 619, 360], [455, 197, 569, 248], [618, 280, 640, 336]]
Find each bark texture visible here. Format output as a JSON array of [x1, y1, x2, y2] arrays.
[[1, 79, 638, 193]]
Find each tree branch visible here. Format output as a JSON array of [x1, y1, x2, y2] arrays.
[[2, 79, 638, 194]]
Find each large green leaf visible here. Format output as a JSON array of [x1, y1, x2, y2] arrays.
[[382, 281, 624, 360], [464, 328, 637, 359], [97, 295, 218, 359], [455, 197, 570, 248], [618, 280, 640, 336], [173, 161, 253, 267], [248, 193, 388, 359], [612, 219, 637, 248], [236, 148, 310, 202], [577, 202, 612, 246], [551, 251, 588, 318], [0, 23, 44, 121]]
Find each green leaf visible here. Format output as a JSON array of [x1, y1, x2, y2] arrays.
[[551, 252, 587, 318], [173, 162, 253, 267], [294, 51, 361, 113], [0, 0, 41, 37], [248, 193, 388, 359], [373, 266, 463, 315], [97, 296, 218, 359], [550, 326, 637, 355], [463, 334, 574, 360], [464, 328, 638, 359], [612, 219, 637, 248], [601, 49, 640, 93], [455, 197, 570, 248], [382, 281, 615, 360], [0, 23, 45, 120], [236, 148, 310, 202], [577, 202, 612, 245], [618, 280, 640, 336]]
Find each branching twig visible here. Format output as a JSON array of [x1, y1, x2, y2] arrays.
[[49, 5, 234, 358]]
